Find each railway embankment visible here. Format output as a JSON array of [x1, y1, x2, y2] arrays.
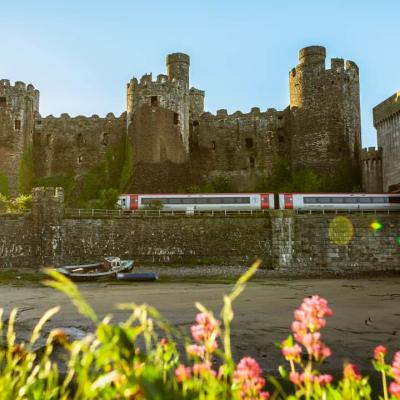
[[0, 187, 399, 275]]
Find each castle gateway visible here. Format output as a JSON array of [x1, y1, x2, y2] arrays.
[[0, 46, 362, 196]]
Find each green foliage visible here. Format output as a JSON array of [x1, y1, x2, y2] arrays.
[[0, 263, 397, 399], [18, 146, 34, 194], [35, 174, 75, 202], [257, 157, 361, 193], [0, 173, 10, 197], [119, 136, 134, 191], [182, 176, 236, 194], [0, 194, 32, 213], [0, 193, 8, 213]]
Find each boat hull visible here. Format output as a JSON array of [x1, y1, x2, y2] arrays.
[[56, 260, 134, 281]]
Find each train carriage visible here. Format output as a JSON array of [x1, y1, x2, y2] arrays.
[[118, 193, 274, 211], [278, 193, 400, 210]]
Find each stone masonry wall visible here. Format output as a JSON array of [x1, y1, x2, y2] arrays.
[[1, 189, 399, 274], [0, 214, 34, 268]]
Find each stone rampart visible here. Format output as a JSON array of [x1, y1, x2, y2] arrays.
[[0, 189, 399, 274]]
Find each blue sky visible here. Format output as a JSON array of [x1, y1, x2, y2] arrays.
[[0, 0, 399, 147]]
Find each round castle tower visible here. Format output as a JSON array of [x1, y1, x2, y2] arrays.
[[289, 45, 361, 173], [126, 52, 192, 164], [0, 79, 39, 195]]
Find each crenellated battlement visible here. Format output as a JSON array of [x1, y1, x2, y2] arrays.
[[0, 79, 39, 93], [32, 186, 64, 202], [361, 146, 382, 161], [200, 107, 283, 121], [128, 73, 186, 93], [41, 112, 126, 120]]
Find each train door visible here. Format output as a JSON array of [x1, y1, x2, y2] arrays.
[[261, 193, 270, 209], [130, 194, 139, 210], [284, 193, 293, 209]]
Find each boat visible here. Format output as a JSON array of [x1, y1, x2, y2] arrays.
[[56, 257, 134, 281], [116, 272, 159, 282]]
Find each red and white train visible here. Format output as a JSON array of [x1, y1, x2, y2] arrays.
[[118, 193, 400, 211]]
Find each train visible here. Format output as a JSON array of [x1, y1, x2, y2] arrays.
[[118, 193, 400, 211]]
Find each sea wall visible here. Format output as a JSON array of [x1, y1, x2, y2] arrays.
[[0, 188, 399, 274]]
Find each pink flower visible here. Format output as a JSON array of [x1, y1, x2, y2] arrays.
[[192, 361, 216, 377], [289, 372, 302, 385], [234, 357, 269, 399], [186, 344, 206, 359], [159, 338, 169, 347], [389, 382, 400, 398], [317, 374, 333, 386], [282, 341, 302, 362], [190, 312, 220, 355], [374, 345, 387, 363], [343, 363, 362, 381], [175, 364, 191, 382], [392, 352, 400, 381], [291, 296, 332, 361]]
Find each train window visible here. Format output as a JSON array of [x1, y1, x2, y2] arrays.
[[372, 197, 386, 203], [196, 198, 208, 204], [318, 197, 328, 203], [344, 198, 358, 203], [304, 197, 316, 204], [330, 197, 344, 203], [359, 198, 372, 203], [389, 197, 400, 203]]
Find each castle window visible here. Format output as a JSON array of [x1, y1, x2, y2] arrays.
[[14, 120, 21, 130], [77, 155, 83, 163], [101, 132, 108, 146], [245, 138, 253, 148], [211, 141, 216, 150], [278, 136, 285, 143], [174, 112, 179, 125], [46, 134, 51, 146], [36, 120, 42, 125], [0, 97, 6, 106], [151, 96, 159, 107], [77, 133, 83, 145], [193, 120, 199, 127], [249, 157, 255, 169]]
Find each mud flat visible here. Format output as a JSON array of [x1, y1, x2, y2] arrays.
[[0, 276, 399, 374]]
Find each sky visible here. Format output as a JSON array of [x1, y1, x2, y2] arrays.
[[0, 0, 399, 147]]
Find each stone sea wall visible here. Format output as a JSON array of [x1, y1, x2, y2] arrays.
[[0, 188, 399, 274]]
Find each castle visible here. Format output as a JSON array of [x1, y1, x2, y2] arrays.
[[0, 45, 363, 197]]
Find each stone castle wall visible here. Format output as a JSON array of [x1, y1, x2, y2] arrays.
[[373, 92, 400, 192], [289, 47, 361, 172], [0, 46, 363, 195], [33, 113, 126, 179]]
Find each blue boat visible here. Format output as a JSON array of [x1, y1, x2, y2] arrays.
[[116, 272, 159, 282]]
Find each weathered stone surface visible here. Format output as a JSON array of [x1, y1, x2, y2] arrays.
[[0, 46, 362, 194], [1, 189, 399, 274], [372, 92, 400, 192]]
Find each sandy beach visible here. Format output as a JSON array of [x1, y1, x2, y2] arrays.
[[1, 276, 399, 375]]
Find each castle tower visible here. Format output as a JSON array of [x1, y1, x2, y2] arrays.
[[289, 46, 361, 174], [0, 79, 39, 195], [361, 147, 383, 192], [125, 52, 201, 192], [166, 53, 190, 88]]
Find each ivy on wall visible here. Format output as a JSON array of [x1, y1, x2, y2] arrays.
[[34, 135, 134, 208], [0, 173, 10, 197], [18, 146, 34, 195]]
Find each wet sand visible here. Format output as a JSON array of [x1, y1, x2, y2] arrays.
[[1, 277, 399, 374]]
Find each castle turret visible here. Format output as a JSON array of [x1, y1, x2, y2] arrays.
[[0, 79, 39, 195], [289, 46, 361, 177], [361, 147, 383, 192], [166, 53, 190, 88], [189, 87, 205, 120]]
